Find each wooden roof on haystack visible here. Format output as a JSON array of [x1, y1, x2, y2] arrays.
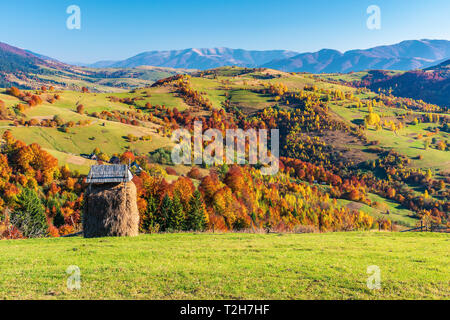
[[86, 165, 133, 184]]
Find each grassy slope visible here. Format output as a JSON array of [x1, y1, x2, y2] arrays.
[[338, 194, 417, 227], [0, 89, 173, 173], [0, 232, 448, 300], [329, 103, 449, 173], [3, 64, 193, 93]]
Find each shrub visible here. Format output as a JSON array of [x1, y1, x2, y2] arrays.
[[165, 167, 177, 175]]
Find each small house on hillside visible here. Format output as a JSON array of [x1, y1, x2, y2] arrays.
[[88, 153, 98, 161], [130, 161, 143, 174], [109, 156, 120, 164], [83, 164, 138, 238], [86, 164, 133, 184]]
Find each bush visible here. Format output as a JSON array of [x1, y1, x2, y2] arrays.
[[149, 148, 173, 165]]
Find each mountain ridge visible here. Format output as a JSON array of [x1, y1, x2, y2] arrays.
[[89, 47, 299, 69], [83, 39, 450, 72], [263, 40, 450, 73]]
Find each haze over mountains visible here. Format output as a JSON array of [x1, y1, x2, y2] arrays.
[[85, 40, 450, 73]]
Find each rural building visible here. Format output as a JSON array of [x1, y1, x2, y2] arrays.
[[130, 161, 143, 174], [88, 152, 98, 160], [83, 164, 139, 238], [109, 156, 120, 164], [86, 164, 133, 184]]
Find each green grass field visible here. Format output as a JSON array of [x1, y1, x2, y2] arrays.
[[329, 103, 449, 173], [0, 232, 448, 300]]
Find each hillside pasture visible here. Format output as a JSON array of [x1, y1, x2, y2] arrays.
[[0, 232, 448, 300]]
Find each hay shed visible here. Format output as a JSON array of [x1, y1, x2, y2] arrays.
[[83, 165, 139, 238]]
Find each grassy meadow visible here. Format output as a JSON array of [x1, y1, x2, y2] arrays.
[[0, 232, 448, 300]]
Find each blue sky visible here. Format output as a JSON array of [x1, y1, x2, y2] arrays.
[[0, 0, 449, 63]]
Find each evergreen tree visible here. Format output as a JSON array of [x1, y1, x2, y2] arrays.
[[169, 195, 185, 231], [158, 194, 172, 231], [11, 188, 48, 238], [186, 190, 207, 231], [141, 193, 158, 232]]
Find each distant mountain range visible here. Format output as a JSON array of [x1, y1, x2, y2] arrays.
[[263, 40, 450, 73], [87, 48, 299, 69], [83, 40, 450, 73]]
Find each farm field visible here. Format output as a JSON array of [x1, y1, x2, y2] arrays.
[[0, 232, 448, 300]]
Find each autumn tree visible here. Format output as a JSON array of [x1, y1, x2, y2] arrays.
[[365, 112, 381, 126], [8, 87, 22, 98], [120, 151, 135, 164], [76, 104, 85, 114]]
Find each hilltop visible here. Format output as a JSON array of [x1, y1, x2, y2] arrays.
[[324, 59, 450, 107]]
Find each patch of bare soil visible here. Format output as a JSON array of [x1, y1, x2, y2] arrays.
[[345, 201, 364, 211], [319, 130, 378, 165], [66, 155, 87, 165], [30, 116, 53, 121]]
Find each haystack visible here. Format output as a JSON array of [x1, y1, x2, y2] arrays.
[[83, 165, 139, 238]]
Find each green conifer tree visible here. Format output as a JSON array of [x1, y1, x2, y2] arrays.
[[158, 194, 172, 231], [186, 190, 207, 231], [169, 195, 185, 231], [141, 193, 158, 232], [11, 188, 48, 238]]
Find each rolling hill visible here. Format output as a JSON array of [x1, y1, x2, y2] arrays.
[[0, 41, 192, 91], [347, 59, 450, 107], [0, 42, 52, 74]]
